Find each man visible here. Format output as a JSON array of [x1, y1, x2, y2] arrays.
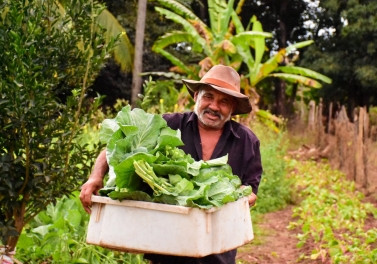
[[80, 65, 263, 264]]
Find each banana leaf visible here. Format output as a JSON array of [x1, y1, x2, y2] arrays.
[[277, 66, 332, 84], [269, 73, 323, 88], [96, 9, 133, 71]]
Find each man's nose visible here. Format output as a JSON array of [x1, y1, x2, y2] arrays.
[[208, 100, 220, 110]]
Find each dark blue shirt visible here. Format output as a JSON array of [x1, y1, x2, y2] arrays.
[[164, 112, 262, 194], [145, 112, 263, 264]]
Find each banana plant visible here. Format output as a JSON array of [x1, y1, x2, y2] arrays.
[[152, 0, 272, 79], [96, 9, 134, 71], [152, 0, 331, 91]]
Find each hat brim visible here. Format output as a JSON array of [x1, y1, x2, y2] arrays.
[[182, 79, 252, 115]]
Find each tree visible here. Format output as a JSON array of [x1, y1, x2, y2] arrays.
[[131, 0, 148, 106], [299, 0, 377, 114], [0, 0, 113, 252]]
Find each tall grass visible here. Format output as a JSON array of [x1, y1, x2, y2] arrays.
[[250, 122, 292, 214]]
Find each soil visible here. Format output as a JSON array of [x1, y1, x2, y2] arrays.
[[236, 194, 377, 264], [236, 205, 314, 264]]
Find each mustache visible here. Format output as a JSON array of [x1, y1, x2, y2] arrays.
[[203, 108, 222, 119]]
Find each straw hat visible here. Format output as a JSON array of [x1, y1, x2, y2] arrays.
[[182, 65, 252, 115]]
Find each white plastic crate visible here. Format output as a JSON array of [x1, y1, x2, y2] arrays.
[[86, 195, 253, 257]]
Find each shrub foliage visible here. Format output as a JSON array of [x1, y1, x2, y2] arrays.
[[0, 0, 111, 250]]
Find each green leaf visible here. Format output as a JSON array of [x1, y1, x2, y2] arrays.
[[154, 7, 208, 49], [251, 49, 285, 86], [251, 15, 267, 67], [114, 152, 157, 189], [286, 40, 314, 53], [73, 258, 89, 264], [277, 66, 332, 84], [207, 178, 236, 201], [65, 210, 82, 229], [96, 9, 133, 71], [100, 122, 122, 145], [108, 190, 153, 202], [115, 106, 167, 151], [32, 225, 51, 237], [208, 0, 234, 39], [119, 124, 139, 136], [269, 73, 323, 88], [152, 163, 188, 178], [157, 127, 184, 149], [156, 0, 199, 21], [202, 154, 228, 167]]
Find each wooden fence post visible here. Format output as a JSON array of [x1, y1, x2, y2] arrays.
[[308, 100, 316, 131], [317, 99, 325, 146], [300, 101, 377, 193], [355, 107, 366, 188], [328, 102, 333, 133]]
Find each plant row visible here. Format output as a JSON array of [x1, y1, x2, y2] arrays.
[[287, 159, 377, 263]]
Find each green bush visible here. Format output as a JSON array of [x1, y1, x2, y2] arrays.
[[0, 0, 112, 250], [140, 78, 182, 114], [370, 106, 377, 126], [15, 192, 146, 264]]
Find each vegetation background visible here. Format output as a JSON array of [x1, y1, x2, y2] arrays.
[[1, 0, 377, 263]]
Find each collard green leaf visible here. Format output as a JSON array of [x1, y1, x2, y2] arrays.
[[107, 136, 134, 166], [99, 119, 120, 144], [98, 186, 116, 196], [156, 127, 184, 149], [119, 124, 139, 136], [114, 152, 157, 189], [201, 155, 229, 167], [108, 190, 152, 202], [152, 163, 188, 178], [207, 178, 237, 202], [114, 105, 167, 151], [173, 177, 194, 195]]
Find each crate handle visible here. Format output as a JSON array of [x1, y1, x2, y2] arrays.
[[95, 203, 103, 222], [206, 213, 211, 233]]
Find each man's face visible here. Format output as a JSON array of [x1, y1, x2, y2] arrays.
[[194, 87, 235, 130]]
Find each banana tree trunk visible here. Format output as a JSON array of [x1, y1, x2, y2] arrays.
[[131, 0, 147, 106]]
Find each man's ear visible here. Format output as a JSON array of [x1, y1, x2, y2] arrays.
[[193, 91, 199, 102]]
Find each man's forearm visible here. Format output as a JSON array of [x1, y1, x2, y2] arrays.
[[90, 149, 108, 180]]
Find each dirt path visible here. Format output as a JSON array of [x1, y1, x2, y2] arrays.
[[236, 205, 309, 264]]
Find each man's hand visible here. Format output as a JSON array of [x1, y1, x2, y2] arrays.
[[79, 178, 103, 214], [240, 185, 257, 206], [247, 192, 257, 207], [79, 150, 108, 214]]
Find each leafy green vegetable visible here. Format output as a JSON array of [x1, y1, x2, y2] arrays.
[[99, 106, 252, 208]]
